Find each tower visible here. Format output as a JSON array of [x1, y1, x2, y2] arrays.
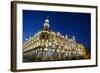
[[43, 17, 50, 30]]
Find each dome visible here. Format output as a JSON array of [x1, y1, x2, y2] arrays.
[[45, 19, 49, 23]]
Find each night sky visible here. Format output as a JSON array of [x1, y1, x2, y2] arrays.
[[23, 10, 91, 50]]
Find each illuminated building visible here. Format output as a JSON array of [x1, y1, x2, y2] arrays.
[[23, 17, 90, 62]]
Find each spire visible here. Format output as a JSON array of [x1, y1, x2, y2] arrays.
[[43, 16, 50, 29]]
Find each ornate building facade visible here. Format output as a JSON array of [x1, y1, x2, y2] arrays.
[[23, 17, 90, 62]]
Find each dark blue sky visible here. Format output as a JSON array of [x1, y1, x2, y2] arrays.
[[23, 10, 91, 50]]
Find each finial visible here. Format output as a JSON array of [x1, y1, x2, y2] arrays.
[[65, 34, 68, 39], [46, 16, 49, 19], [72, 36, 76, 41], [45, 16, 49, 23]]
